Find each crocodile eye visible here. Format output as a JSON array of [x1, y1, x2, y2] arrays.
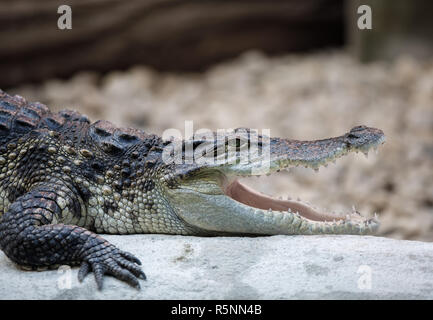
[[192, 140, 203, 149], [347, 133, 359, 139]]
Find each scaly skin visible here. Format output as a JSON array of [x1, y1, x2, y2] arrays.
[[0, 90, 385, 289]]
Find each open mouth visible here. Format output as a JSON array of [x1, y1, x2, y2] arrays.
[[221, 136, 385, 226], [222, 176, 378, 231], [224, 179, 350, 222]]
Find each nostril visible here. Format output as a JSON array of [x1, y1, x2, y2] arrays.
[[350, 125, 367, 132]]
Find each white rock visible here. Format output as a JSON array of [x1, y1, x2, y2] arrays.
[[0, 235, 432, 299]]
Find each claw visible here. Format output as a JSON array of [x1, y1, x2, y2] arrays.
[[137, 270, 147, 280], [120, 250, 142, 265], [78, 261, 90, 282], [93, 264, 106, 290]]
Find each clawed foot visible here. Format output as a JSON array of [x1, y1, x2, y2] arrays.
[[79, 244, 146, 290]]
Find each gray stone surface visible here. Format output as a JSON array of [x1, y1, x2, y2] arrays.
[[1, 235, 432, 299]]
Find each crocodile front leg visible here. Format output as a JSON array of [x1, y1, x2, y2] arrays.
[[0, 183, 146, 290]]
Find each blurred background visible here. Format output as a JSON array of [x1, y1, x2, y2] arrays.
[[1, 0, 432, 240]]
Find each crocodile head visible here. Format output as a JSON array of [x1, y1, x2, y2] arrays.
[[162, 125, 385, 235]]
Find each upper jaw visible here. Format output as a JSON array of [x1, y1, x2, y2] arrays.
[[169, 126, 385, 180], [171, 127, 386, 201], [220, 130, 385, 178]]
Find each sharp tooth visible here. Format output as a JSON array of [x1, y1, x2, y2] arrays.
[[278, 196, 282, 200], [352, 205, 356, 212], [363, 151, 369, 158], [346, 214, 351, 220]]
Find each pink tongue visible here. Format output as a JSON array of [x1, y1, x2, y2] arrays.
[[224, 179, 344, 222]]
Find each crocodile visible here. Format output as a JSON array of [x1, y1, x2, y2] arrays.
[[0, 89, 385, 289]]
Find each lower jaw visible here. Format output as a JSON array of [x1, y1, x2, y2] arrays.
[[222, 178, 379, 235]]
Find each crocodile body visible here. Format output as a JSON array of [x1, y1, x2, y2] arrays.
[[0, 90, 385, 289]]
